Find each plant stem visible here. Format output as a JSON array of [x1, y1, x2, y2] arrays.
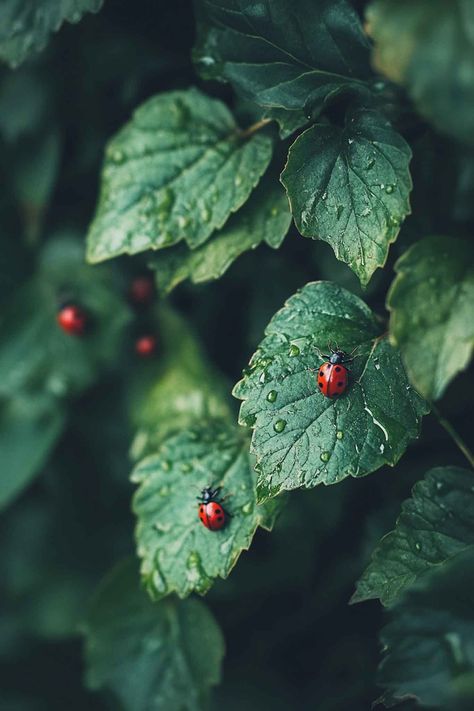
[[432, 404, 474, 469], [239, 117, 272, 138]]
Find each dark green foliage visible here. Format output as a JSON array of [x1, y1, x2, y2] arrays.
[[1, 1, 473, 710]]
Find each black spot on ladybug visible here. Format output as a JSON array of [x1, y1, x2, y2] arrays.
[[319, 382, 323, 388], [338, 382, 344, 387], [335, 366, 341, 372], [217, 515, 223, 520], [319, 369, 324, 376]]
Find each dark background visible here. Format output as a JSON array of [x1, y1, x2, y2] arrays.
[[0, 1, 472, 709]]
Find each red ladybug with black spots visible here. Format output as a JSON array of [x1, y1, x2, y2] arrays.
[[315, 346, 356, 399], [197, 486, 229, 531]]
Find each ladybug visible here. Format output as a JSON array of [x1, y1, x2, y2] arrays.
[[129, 274, 155, 306], [135, 334, 157, 358], [57, 304, 88, 336], [316, 346, 356, 399], [197, 486, 229, 531]]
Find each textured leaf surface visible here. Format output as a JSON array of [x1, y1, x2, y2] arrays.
[[84, 560, 224, 711], [388, 236, 474, 401], [0, 395, 65, 510], [366, 0, 474, 145], [233, 282, 428, 502], [281, 109, 412, 286], [132, 422, 279, 600], [0, 0, 103, 67], [379, 548, 474, 708], [149, 172, 291, 294], [353, 467, 474, 607], [194, 0, 372, 112], [0, 236, 130, 400], [87, 88, 273, 263]]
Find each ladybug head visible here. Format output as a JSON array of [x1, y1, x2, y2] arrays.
[[329, 350, 347, 364], [200, 487, 214, 503]]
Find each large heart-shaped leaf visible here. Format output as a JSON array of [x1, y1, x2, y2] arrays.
[[378, 548, 474, 708], [0, 0, 104, 67], [132, 421, 279, 600], [280, 109, 412, 286], [194, 0, 372, 114], [352, 466, 474, 607], [366, 0, 474, 145], [84, 559, 225, 711], [233, 282, 428, 502], [387, 236, 474, 401], [149, 170, 291, 295], [86, 88, 273, 264]]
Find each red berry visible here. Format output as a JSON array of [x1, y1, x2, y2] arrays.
[[135, 334, 157, 358], [129, 275, 155, 306], [57, 304, 87, 336]]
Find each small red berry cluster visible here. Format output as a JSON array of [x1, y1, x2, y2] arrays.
[[56, 273, 158, 358]]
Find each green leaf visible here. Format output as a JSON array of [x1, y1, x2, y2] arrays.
[[128, 307, 232, 462], [194, 0, 372, 113], [83, 559, 224, 711], [280, 109, 412, 286], [387, 236, 474, 401], [86, 88, 273, 264], [0, 235, 130, 400], [264, 107, 309, 139], [233, 281, 428, 502], [0, 0, 104, 68], [149, 171, 291, 295], [378, 548, 474, 708], [0, 395, 65, 510], [132, 421, 280, 600], [366, 0, 474, 146], [352, 466, 474, 607]]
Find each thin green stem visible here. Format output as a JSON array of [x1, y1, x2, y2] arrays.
[[432, 404, 474, 469], [239, 117, 272, 139]]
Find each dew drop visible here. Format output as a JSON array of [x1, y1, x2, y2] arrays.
[[267, 390, 277, 403], [270, 206, 278, 217], [243, 414, 256, 427], [201, 207, 211, 222], [234, 175, 242, 187], [180, 462, 192, 473], [241, 502, 252, 515], [320, 451, 331, 462], [162, 460, 171, 471], [366, 158, 375, 170], [336, 430, 344, 440], [289, 344, 300, 357], [152, 568, 167, 593], [385, 184, 394, 194], [274, 419, 287, 433], [415, 542, 422, 552]]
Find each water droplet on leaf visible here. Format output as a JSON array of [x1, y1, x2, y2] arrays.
[[274, 419, 287, 433]]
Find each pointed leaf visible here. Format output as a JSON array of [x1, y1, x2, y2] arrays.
[[86, 88, 273, 263], [233, 282, 428, 502], [281, 109, 412, 286], [0, 0, 104, 68], [352, 466, 474, 607], [194, 0, 372, 112], [378, 548, 474, 708], [132, 422, 280, 600], [388, 236, 474, 401], [84, 560, 224, 711], [149, 171, 291, 295]]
